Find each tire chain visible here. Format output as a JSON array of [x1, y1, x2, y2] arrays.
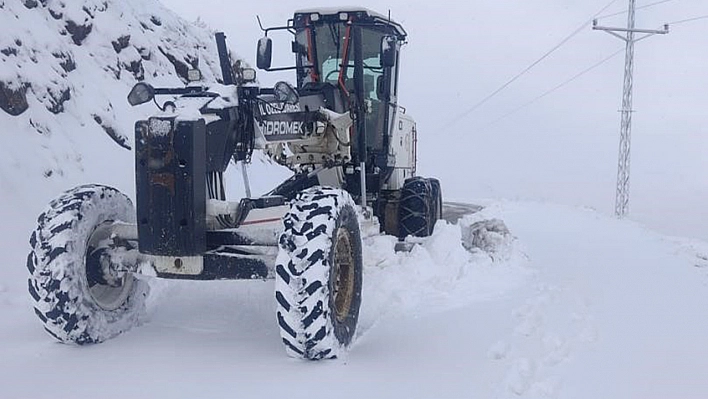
[[399, 177, 433, 238]]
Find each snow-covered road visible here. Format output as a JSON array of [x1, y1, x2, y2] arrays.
[[2, 201, 708, 398], [503, 202, 708, 398]]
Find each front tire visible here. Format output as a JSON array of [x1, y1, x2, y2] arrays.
[[275, 187, 363, 360], [27, 184, 149, 344]]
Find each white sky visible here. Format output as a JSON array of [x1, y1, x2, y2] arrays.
[[158, 0, 708, 239]]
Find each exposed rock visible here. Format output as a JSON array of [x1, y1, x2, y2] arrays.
[[46, 86, 71, 114], [22, 0, 37, 9], [124, 59, 144, 81], [1, 47, 17, 56], [29, 118, 50, 135], [136, 46, 151, 60], [111, 35, 131, 53], [93, 114, 131, 150], [0, 82, 29, 116], [83, 1, 107, 17], [53, 51, 76, 73], [82, 5, 94, 18], [150, 16, 162, 26], [159, 47, 198, 82], [105, 61, 121, 80], [49, 7, 62, 19], [65, 20, 93, 46], [43, 167, 64, 178], [28, 49, 38, 63]]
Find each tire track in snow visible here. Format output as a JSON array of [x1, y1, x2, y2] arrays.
[[668, 237, 708, 283], [490, 281, 597, 398], [471, 202, 605, 398]]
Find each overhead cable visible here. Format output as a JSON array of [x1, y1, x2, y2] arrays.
[[482, 48, 624, 130], [596, 0, 676, 20], [444, 0, 618, 129]]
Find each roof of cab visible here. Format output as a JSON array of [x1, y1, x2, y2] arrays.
[[293, 7, 407, 38]]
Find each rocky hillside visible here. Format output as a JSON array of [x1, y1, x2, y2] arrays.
[[0, 0, 238, 205]]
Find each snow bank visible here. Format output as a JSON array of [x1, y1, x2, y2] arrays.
[[360, 207, 531, 334]]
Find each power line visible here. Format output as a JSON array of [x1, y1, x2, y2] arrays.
[[443, 0, 618, 130], [482, 48, 625, 130], [596, 0, 675, 19], [480, 12, 707, 130], [668, 14, 708, 25]]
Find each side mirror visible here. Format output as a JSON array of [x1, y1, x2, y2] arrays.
[[256, 37, 272, 70], [274, 81, 299, 105], [380, 36, 397, 68], [127, 82, 155, 106]]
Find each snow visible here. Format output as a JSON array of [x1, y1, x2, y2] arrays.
[[295, 6, 386, 20], [148, 117, 173, 136], [293, 6, 406, 37], [2, 0, 708, 398], [4, 200, 708, 398]]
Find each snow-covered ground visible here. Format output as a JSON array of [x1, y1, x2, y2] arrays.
[[2, 201, 708, 398], [2, 1, 708, 398]]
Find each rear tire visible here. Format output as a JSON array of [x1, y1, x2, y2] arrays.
[[275, 187, 363, 360], [28, 184, 148, 344], [398, 177, 440, 238]]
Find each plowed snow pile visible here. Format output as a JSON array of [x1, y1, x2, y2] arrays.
[[361, 210, 529, 327]]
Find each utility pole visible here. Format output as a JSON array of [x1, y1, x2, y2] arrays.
[[593, 0, 668, 218]]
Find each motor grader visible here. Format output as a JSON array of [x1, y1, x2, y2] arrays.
[[27, 8, 442, 360]]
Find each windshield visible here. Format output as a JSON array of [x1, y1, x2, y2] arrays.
[[296, 22, 387, 100]]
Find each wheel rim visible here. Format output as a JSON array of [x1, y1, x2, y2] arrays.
[[85, 221, 133, 311], [332, 226, 355, 323]]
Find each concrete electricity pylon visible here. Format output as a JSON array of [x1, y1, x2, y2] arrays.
[[593, 0, 668, 218]]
